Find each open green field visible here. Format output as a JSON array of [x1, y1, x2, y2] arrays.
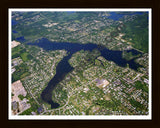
[[20, 52, 33, 62]]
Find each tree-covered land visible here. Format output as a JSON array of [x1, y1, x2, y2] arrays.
[[12, 63, 30, 82], [121, 13, 148, 53]]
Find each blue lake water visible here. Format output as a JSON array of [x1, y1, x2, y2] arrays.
[[12, 20, 18, 26], [16, 36, 26, 42], [107, 12, 145, 21], [27, 38, 142, 108], [66, 11, 76, 14], [12, 30, 18, 33]]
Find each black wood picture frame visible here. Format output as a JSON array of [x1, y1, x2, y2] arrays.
[[0, 0, 159, 128]]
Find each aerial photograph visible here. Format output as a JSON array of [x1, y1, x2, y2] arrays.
[[9, 9, 151, 119]]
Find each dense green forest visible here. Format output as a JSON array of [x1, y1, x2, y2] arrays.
[[12, 63, 30, 83], [134, 81, 148, 93], [121, 13, 149, 53]]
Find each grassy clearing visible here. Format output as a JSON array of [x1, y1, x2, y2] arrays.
[[20, 52, 28, 62]]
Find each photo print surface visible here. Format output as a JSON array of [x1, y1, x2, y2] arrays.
[[9, 8, 152, 120]]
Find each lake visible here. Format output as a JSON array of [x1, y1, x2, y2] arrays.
[[107, 12, 145, 21], [27, 38, 142, 108], [16, 36, 26, 42], [12, 20, 18, 26], [12, 30, 18, 33]]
